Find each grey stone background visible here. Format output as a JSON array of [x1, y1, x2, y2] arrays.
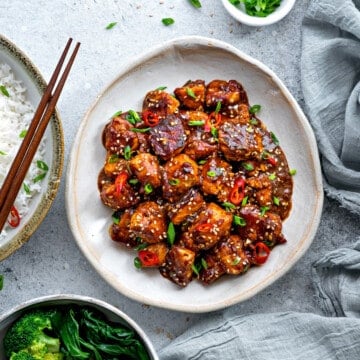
[[0, 0, 359, 351]]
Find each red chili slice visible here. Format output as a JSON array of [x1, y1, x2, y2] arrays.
[[138, 250, 160, 267], [229, 177, 245, 205], [195, 223, 212, 232], [267, 156, 277, 166], [8, 205, 20, 228], [254, 242, 271, 265], [142, 110, 160, 127], [209, 111, 222, 127], [114, 171, 129, 197]]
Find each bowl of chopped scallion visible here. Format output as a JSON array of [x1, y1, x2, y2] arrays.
[[222, 0, 296, 26]]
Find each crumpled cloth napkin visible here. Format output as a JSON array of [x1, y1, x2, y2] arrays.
[[159, 240, 360, 359], [301, 0, 360, 215]]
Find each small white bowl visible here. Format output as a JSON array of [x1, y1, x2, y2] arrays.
[[221, 0, 296, 26]]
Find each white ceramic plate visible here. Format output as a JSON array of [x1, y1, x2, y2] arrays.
[[0, 35, 64, 261], [66, 36, 323, 313]]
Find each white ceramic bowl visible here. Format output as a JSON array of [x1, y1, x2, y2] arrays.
[[0, 294, 158, 360], [0, 35, 64, 261], [66, 36, 323, 313], [221, 0, 296, 26]]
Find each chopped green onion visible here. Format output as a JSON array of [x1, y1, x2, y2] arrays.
[[211, 127, 218, 139], [198, 159, 207, 165], [19, 130, 27, 138], [207, 170, 216, 177], [246, 126, 254, 133], [108, 154, 119, 163], [233, 215, 246, 227], [241, 196, 248, 206], [23, 183, 31, 195], [260, 206, 270, 217], [268, 173, 276, 181], [0, 85, 9, 97], [201, 258, 208, 270], [249, 104, 261, 114], [134, 242, 149, 251], [189, 0, 202, 8], [131, 127, 150, 133], [188, 120, 205, 126], [156, 86, 167, 90], [242, 162, 254, 171], [270, 131, 280, 145], [162, 17, 175, 26], [105, 22, 117, 29], [112, 211, 121, 224], [169, 178, 180, 186], [289, 168, 297, 176], [215, 101, 222, 113], [144, 183, 153, 195], [123, 145, 132, 160], [0, 150, 7, 155], [167, 222, 176, 246], [126, 110, 141, 125], [191, 263, 201, 276], [112, 110, 122, 118], [37, 160, 49, 171], [250, 117, 258, 125], [128, 178, 139, 185], [186, 87, 196, 99], [0, 274, 3, 290], [222, 202, 237, 210], [273, 196, 280, 206], [232, 257, 241, 265], [33, 173, 46, 183], [134, 257, 142, 269]]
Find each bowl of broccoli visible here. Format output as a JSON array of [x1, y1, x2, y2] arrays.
[[0, 294, 158, 360]]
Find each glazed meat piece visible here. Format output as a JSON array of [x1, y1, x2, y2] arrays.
[[143, 89, 180, 117], [180, 202, 233, 252], [102, 113, 141, 154], [218, 121, 264, 162], [205, 79, 248, 116], [149, 114, 187, 160], [236, 205, 285, 247], [129, 201, 167, 244], [199, 235, 250, 285], [160, 246, 196, 287], [225, 103, 251, 124], [129, 153, 162, 188], [109, 208, 137, 247], [162, 154, 200, 202], [98, 170, 140, 210], [137, 242, 169, 268], [200, 156, 234, 202], [247, 173, 273, 207], [174, 80, 206, 111], [167, 188, 206, 225]]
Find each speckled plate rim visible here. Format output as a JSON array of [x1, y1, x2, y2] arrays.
[[0, 34, 64, 261], [0, 294, 159, 360], [66, 35, 324, 313]]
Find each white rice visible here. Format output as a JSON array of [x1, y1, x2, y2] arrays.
[[0, 63, 46, 243]]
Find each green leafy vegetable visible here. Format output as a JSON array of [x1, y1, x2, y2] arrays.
[[0, 274, 3, 290], [0, 85, 10, 97], [249, 104, 261, 114], [162, 17, 175, 26], [229, 0, 282, 17]]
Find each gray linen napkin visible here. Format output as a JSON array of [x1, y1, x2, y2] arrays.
[[159, 240, 360, 359], [301, 0, 360, 215]]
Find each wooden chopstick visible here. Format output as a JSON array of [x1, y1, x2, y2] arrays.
[[0, 38, 80, 233]]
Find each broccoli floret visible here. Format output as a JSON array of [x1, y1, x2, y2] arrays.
[[3, 309, 63, 360]]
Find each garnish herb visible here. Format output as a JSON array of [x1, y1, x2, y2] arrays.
[[0, 85, 9, 97], [249, 104, 261, 114], [289, 168, 297, 176], [268, 173, 276, 181], [167, 222, 176, 246], [270, 131, 280, 145], [189, 0, 202, 8], [169, 178, 180, 186], [33, 173, 46, 183], [19, 130, 27, 138], [23, 183, 31, 195], [211, 126, 218, 139], [34, 160, 49, 182], [273, 196, 280, 206], [108, 154, 119, 163], [215, 101, 222, 113], [162, 18, 175, 26], [191, 263, 201, 276], [207, 170, 216, 178], [229, 0, 281, 18], [198, 159, 207, 165], [201, 258, 208, 270], [131, 127, 150, 133], [134, 242, 149, 251], [112, 110, 122, 118], [144, 183, 153, 195], [126, 110, 141, 125], [156, 86, 167, 90], [123, 145, 132, 160], [37, 160, 49, 171], [188, 120, 205, 126], [222, 202, 237, 211], [0, 150, 7, 155], [134, 257, 142, 269], [250, 117, 258, 125], [186, 87, 196, 99], [242, 162, 254, 171], [128, 178, 139, 185], [233, 215, 246, 227], [232, 257, 241, 265], [260, 206, 270, 217], [241, 195, 248, 206], [105, 22, 117, 29], [0, 274, 3, 290]]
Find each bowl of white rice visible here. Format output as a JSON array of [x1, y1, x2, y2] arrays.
[[0, 35, 64, 261]]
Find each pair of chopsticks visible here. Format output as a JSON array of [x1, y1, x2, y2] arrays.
[[0, 38, 80, 233]]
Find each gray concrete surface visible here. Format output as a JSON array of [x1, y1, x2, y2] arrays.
[[1, 0, 359, 352]]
